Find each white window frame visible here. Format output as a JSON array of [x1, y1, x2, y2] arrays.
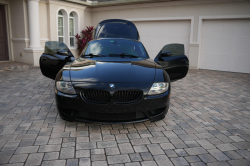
[[69, 13, 75, 47], [58, 11, 64, 43]]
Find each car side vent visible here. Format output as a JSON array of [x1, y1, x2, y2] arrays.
[[113, 90, 143, 104], [81, 89, 111, 104]]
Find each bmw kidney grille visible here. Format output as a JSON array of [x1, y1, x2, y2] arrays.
[[81, 89, 143, 104]]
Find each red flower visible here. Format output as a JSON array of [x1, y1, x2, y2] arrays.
[[75, 26, 95, 55], [75, 34, 80, 39]]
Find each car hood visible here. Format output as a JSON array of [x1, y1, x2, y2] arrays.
[[69, 58, 156, 83]]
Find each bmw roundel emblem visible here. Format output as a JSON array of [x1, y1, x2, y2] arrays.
[[109, 83, 115, 88]]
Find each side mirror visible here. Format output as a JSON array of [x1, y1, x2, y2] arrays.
[[161, 51, 172, 57], [57, 50, 69, 56]]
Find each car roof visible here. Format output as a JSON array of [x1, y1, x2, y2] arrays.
[[90, 38, 142, 43], [94, 19, 140, 40]]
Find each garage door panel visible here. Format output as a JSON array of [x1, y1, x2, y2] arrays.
[[178, 22, 191, 35], [215, 55, 230, 71], [203, 21, 218, 37], [154, 22, 167, 35], [136, 23, 154, 35], [154, 35, 165, 51], [239, 39, 250, 54], [164, 37, 179, 44], [217, 21, 234, 36], [236, 57, 250, 73], [135, 23, 144, 35], [231, 38, 241, 54], [164, 22, 179, 35], [232, 38, 250, 54], [164, 21, 190, 35], [201, 54, 215, 69], [202, 37, 217, 54], [230, 56, 250, 73], [217, 38, 232, 53], [133, 20, 191, 59], [228, 56, 237, 71], [200, 19, 250, 73], [238, 21, 250, 36], [147, 50, 158, 59], [140, 35, 154, 50]]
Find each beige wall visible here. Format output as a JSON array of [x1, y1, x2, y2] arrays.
[[84, 9, 92, 28], [9, 0, 28, 39], [91, 1, 250, 42], [91, 0, 250, 68], [6, 0, 89, 65], [39, 2, 49, 42], [3, 0, 250, 67], [44, 0, 87, 57], [37, 0, 92, 58], [8, 0, 33, 64]]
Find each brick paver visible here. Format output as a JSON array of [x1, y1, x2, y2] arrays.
[[0, 66, 250, 166]]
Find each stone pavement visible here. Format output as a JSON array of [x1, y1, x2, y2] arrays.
[[0, 67, 250, 166], [0, 62, 36, 72]]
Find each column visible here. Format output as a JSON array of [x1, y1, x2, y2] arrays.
[[27, 0, 41, 48]]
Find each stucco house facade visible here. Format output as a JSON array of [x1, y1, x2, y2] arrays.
[[0, 0, 249, 73]]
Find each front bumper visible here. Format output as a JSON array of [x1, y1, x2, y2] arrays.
[[55, 83, 170, 123]]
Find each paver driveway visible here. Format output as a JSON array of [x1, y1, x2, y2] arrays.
[[0, 67, 250, 166]]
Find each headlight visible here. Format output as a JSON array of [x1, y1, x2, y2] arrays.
[[56, 81, 76, 94], [148, 82, 169, 95]]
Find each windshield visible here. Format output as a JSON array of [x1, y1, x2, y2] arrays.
[[82, 39, 149, 58]]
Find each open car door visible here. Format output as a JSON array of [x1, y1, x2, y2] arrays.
[[40, 41, 75, 80], [154, 44, 189, 82]]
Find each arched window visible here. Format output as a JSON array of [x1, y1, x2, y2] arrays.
[[58, 11, 64, 42], [69, 12, 75, 47]]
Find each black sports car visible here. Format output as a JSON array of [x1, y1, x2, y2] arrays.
[[40, 19, 189, 123]]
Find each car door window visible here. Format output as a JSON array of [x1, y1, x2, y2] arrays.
[[161, 43, 185, 56], [45, 41, 72, 55]]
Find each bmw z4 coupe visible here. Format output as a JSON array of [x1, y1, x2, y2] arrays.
[[40, 19, 189, 123]]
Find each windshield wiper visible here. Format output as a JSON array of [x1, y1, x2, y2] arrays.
[[109, 53, 138, 58], [84, 53, 105, 57]]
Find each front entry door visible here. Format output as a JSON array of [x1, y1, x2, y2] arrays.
[[0, 5, 9, 61]]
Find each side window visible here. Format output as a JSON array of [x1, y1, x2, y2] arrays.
[[69, 12, 75, 47], [58, 11, 64, 42], [57, 9, 78, 48], [69, 11, 78, 48], [45, 41, 72, 55], [161, 44, 185, 56]]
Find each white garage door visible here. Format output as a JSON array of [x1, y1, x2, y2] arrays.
[[133, 20, 191, 59], [200, 19, 250, 73]]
